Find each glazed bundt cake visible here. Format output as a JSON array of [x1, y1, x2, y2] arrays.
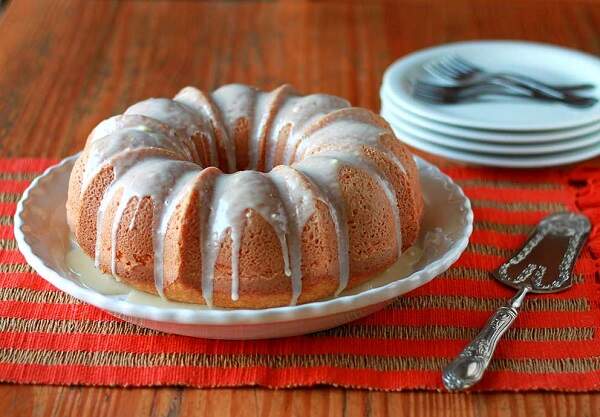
[[66, 84, 423, 308]]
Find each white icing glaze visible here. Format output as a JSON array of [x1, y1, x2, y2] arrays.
[[152, 169, 199, 296], [268, 165, 318, 305], [94, 157, 200, 296], [201, 171, 290, 304], [294, 156, 350, 295], [126, 99, 198, 137], [67, 244, 131, 295], [290, 109, 407, 176], [212, 84, 257, 142], [82, 126, 195, 191], [174, 86, 236, 171], [273, 94, 350, 169], [247, 89, 275, 170], [313, 148, 403, 257], [66, 242, 423, 307], [81, 84, 412, 307], [123, 98, 209, 163], [88, 115, 180, 148]]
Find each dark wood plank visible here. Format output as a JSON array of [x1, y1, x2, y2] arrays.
[[1, 385, 600, 417], [0, 0, 599, 415]]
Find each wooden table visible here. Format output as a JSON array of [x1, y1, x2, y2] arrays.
[[1, 0, 599, 415]]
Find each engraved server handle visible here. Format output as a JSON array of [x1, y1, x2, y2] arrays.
[[442, 287, 530, 391]]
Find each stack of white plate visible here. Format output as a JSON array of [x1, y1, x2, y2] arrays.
[[380, 41, 600, 168]]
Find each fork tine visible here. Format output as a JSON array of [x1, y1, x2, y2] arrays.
[[445, 56, 470, 71], [424, 62, 453, 79], [412, 84, 466, 103], [424, 56, 463, 79], [451, 56, 482, 73], [422, 61, 441, 77], [436, 56, 465, 76], [429, 55, 476, 81], [439, 57, 468, 77], [411, 80, 462, 102], [443, 56, 474, 76]]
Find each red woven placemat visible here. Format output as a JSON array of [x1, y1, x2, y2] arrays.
[[1, 158, 599, 391]]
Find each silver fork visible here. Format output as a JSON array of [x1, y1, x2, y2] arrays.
[[424, 55, 595, 93], [411, 78, 598, 107], [412, 80, 529, 103]]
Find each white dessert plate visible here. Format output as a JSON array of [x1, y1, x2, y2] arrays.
[[14, 154, 473, 340], [382, 40, 600, 131], [386, 121, 600, 168], [381, 105, 600, 155], [380, 85, 600, 143]]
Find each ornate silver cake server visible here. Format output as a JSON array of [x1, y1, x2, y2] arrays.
[[442, 212, 591, 391]]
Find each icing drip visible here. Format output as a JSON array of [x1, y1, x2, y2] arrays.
[[95, 176, 120, 269], [294, 156, 350, 295], [126, 98, 203, 139], [212, 84, 257, 141], [95, 157, 200, 296], [202, 171, 291, 304], [247, 85, 293, 170], [311, 149, 403, 257], [152, 169, 199, 296], [92, 149, 169, 268], [296, 119, 384, 156], [272, 94, 350, 170], [174, 87, 236, 172], [247, 90, 274, 170], [268, 166, 317, 305], [289, 109, 407, 176], [87, 115, 180, 152], [123, 98, 212, 163], [82, 126, 195, 191]]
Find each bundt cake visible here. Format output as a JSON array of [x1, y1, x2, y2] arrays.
[[66, 84, 423, 308]]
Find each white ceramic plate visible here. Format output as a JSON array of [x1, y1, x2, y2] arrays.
[[385, 121, 600, 168], [14, 155, 473, 340], [382, 40, 600, 131], [381, 105, 600, 155], [380, 85, 600, 143]]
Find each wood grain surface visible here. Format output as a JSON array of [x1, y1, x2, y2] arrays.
[[0, 0, 599, 416]]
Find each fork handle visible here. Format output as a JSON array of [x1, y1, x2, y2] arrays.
[[488, 77, 598, 107], [442, 287, 530, 391], [493, 73, 594, 93], [495, 75, 568, 100]]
